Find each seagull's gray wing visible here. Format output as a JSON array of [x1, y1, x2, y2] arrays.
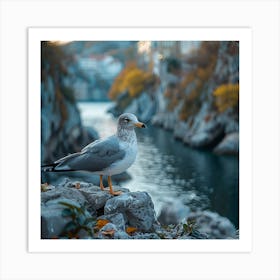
[[55, 135, 125, 172]]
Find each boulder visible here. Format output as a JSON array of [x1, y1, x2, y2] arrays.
[[41, 198, 92, 239], [157, 201, 190, 226], [40, 179, 237, 239], [41, 185, 86, 206], [104, 192, 156, 232], [98, 223, 131, 239], [184, 118, 224, 148], [213, 132, 239, 155], [188, 210, 237, 239], [79, 186, 112, 215], [173, 121, 188, 140], [97, 213, 126, 231]]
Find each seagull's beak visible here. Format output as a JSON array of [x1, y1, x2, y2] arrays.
[[134, 122, 146, 128]]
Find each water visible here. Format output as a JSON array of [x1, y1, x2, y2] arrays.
[[77, 102, 239, 228]]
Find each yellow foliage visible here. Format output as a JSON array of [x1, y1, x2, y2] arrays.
[[165, 42, 219, 120], [109, 62, 155, 99], [213, 83, 239, 112]]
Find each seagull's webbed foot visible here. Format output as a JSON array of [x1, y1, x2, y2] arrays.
[[108, 175, 122, 196], [109, 189, 122, 196]]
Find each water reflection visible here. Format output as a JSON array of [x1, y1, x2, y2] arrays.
[[78, 102, 239, 228]]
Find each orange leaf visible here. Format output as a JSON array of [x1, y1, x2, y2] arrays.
[[95, 219, 109, 230], [126, 226, 137, 234]]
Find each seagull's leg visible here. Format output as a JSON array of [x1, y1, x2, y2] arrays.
[[108, 175, 122, 196], [99, 175, 105, 191]]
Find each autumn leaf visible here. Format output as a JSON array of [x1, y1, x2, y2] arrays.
[[75, 182, 81, 189], [95, 219, 109, 230], [126, 226, 137, 235]]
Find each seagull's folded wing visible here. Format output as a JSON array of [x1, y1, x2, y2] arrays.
[[55, 136, 125, 172]]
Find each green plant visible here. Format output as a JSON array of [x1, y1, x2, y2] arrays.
[[59, 201, 95, 239], [183, 219, 197, 235]]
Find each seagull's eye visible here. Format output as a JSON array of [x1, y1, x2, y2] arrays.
[[124, 118, 130, 122]]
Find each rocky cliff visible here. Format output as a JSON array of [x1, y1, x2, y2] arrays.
[[61, 41, 136, 101], [109, 41, 239, 155], [41, 180, 237, 239], [41, 42, 98, 165]]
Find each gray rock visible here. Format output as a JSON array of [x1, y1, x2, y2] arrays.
[[41, 185, 86, 206], [188, 210, 236, 239], [41, 198, 92, 239], [41, 204, 70, 239], [98, 223, 131, 239], [131, 233, 160, 239], [173, 121, 188, 140], [114, 231, 132, 239], [158, 201, 190, 226], [41, 179, 233, 239], [98, 223, 118, 239], [79, 186, 112, 215], [104, 192, 156, 232], [124, 92, 157, 123], [185, 119, 224, 148], [97, 213, 126, 231], [214, 132, 239, 155], [41, 47, 98, 165]]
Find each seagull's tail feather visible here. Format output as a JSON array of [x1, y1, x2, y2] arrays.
[[41, 152, 81, 172], [41, 162, 59, 172], [41, 162, 75, 172]]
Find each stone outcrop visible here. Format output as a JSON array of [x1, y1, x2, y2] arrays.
[[213, 132, 239, 155], [110, 42, 239, 155], [188, 210, 237, 239], [41, 179, 237, 239], [41, 43, 99, 166]]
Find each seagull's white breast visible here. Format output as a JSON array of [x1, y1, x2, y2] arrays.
[[103, 140, 137, 176]]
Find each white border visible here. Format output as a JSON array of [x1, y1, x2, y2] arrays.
[[1, 1, 279, 279], [28, 27, 252, 253]]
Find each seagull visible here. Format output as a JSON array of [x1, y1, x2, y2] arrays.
[[42, 113, 146, 195]]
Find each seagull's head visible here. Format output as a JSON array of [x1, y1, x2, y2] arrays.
[[118, 113, 146, 130]]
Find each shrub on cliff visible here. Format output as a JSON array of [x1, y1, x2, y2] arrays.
[[109, 61, 158, 100], [213, 83, 239, 113], [163, 42, 220, 120]]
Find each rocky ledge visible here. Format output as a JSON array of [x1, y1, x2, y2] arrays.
[[41, 180, 237, 239]]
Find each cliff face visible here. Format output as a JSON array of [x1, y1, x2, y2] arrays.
[[109, 41, 239, 155], [41, 42, 98, 165], [61, 41, 136, 101]]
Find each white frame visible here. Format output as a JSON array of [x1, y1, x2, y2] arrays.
[[28, 27, 252, 253], [1, 1, 280, 279]]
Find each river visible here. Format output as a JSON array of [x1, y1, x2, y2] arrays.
[[77, 102, 239, 228]]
